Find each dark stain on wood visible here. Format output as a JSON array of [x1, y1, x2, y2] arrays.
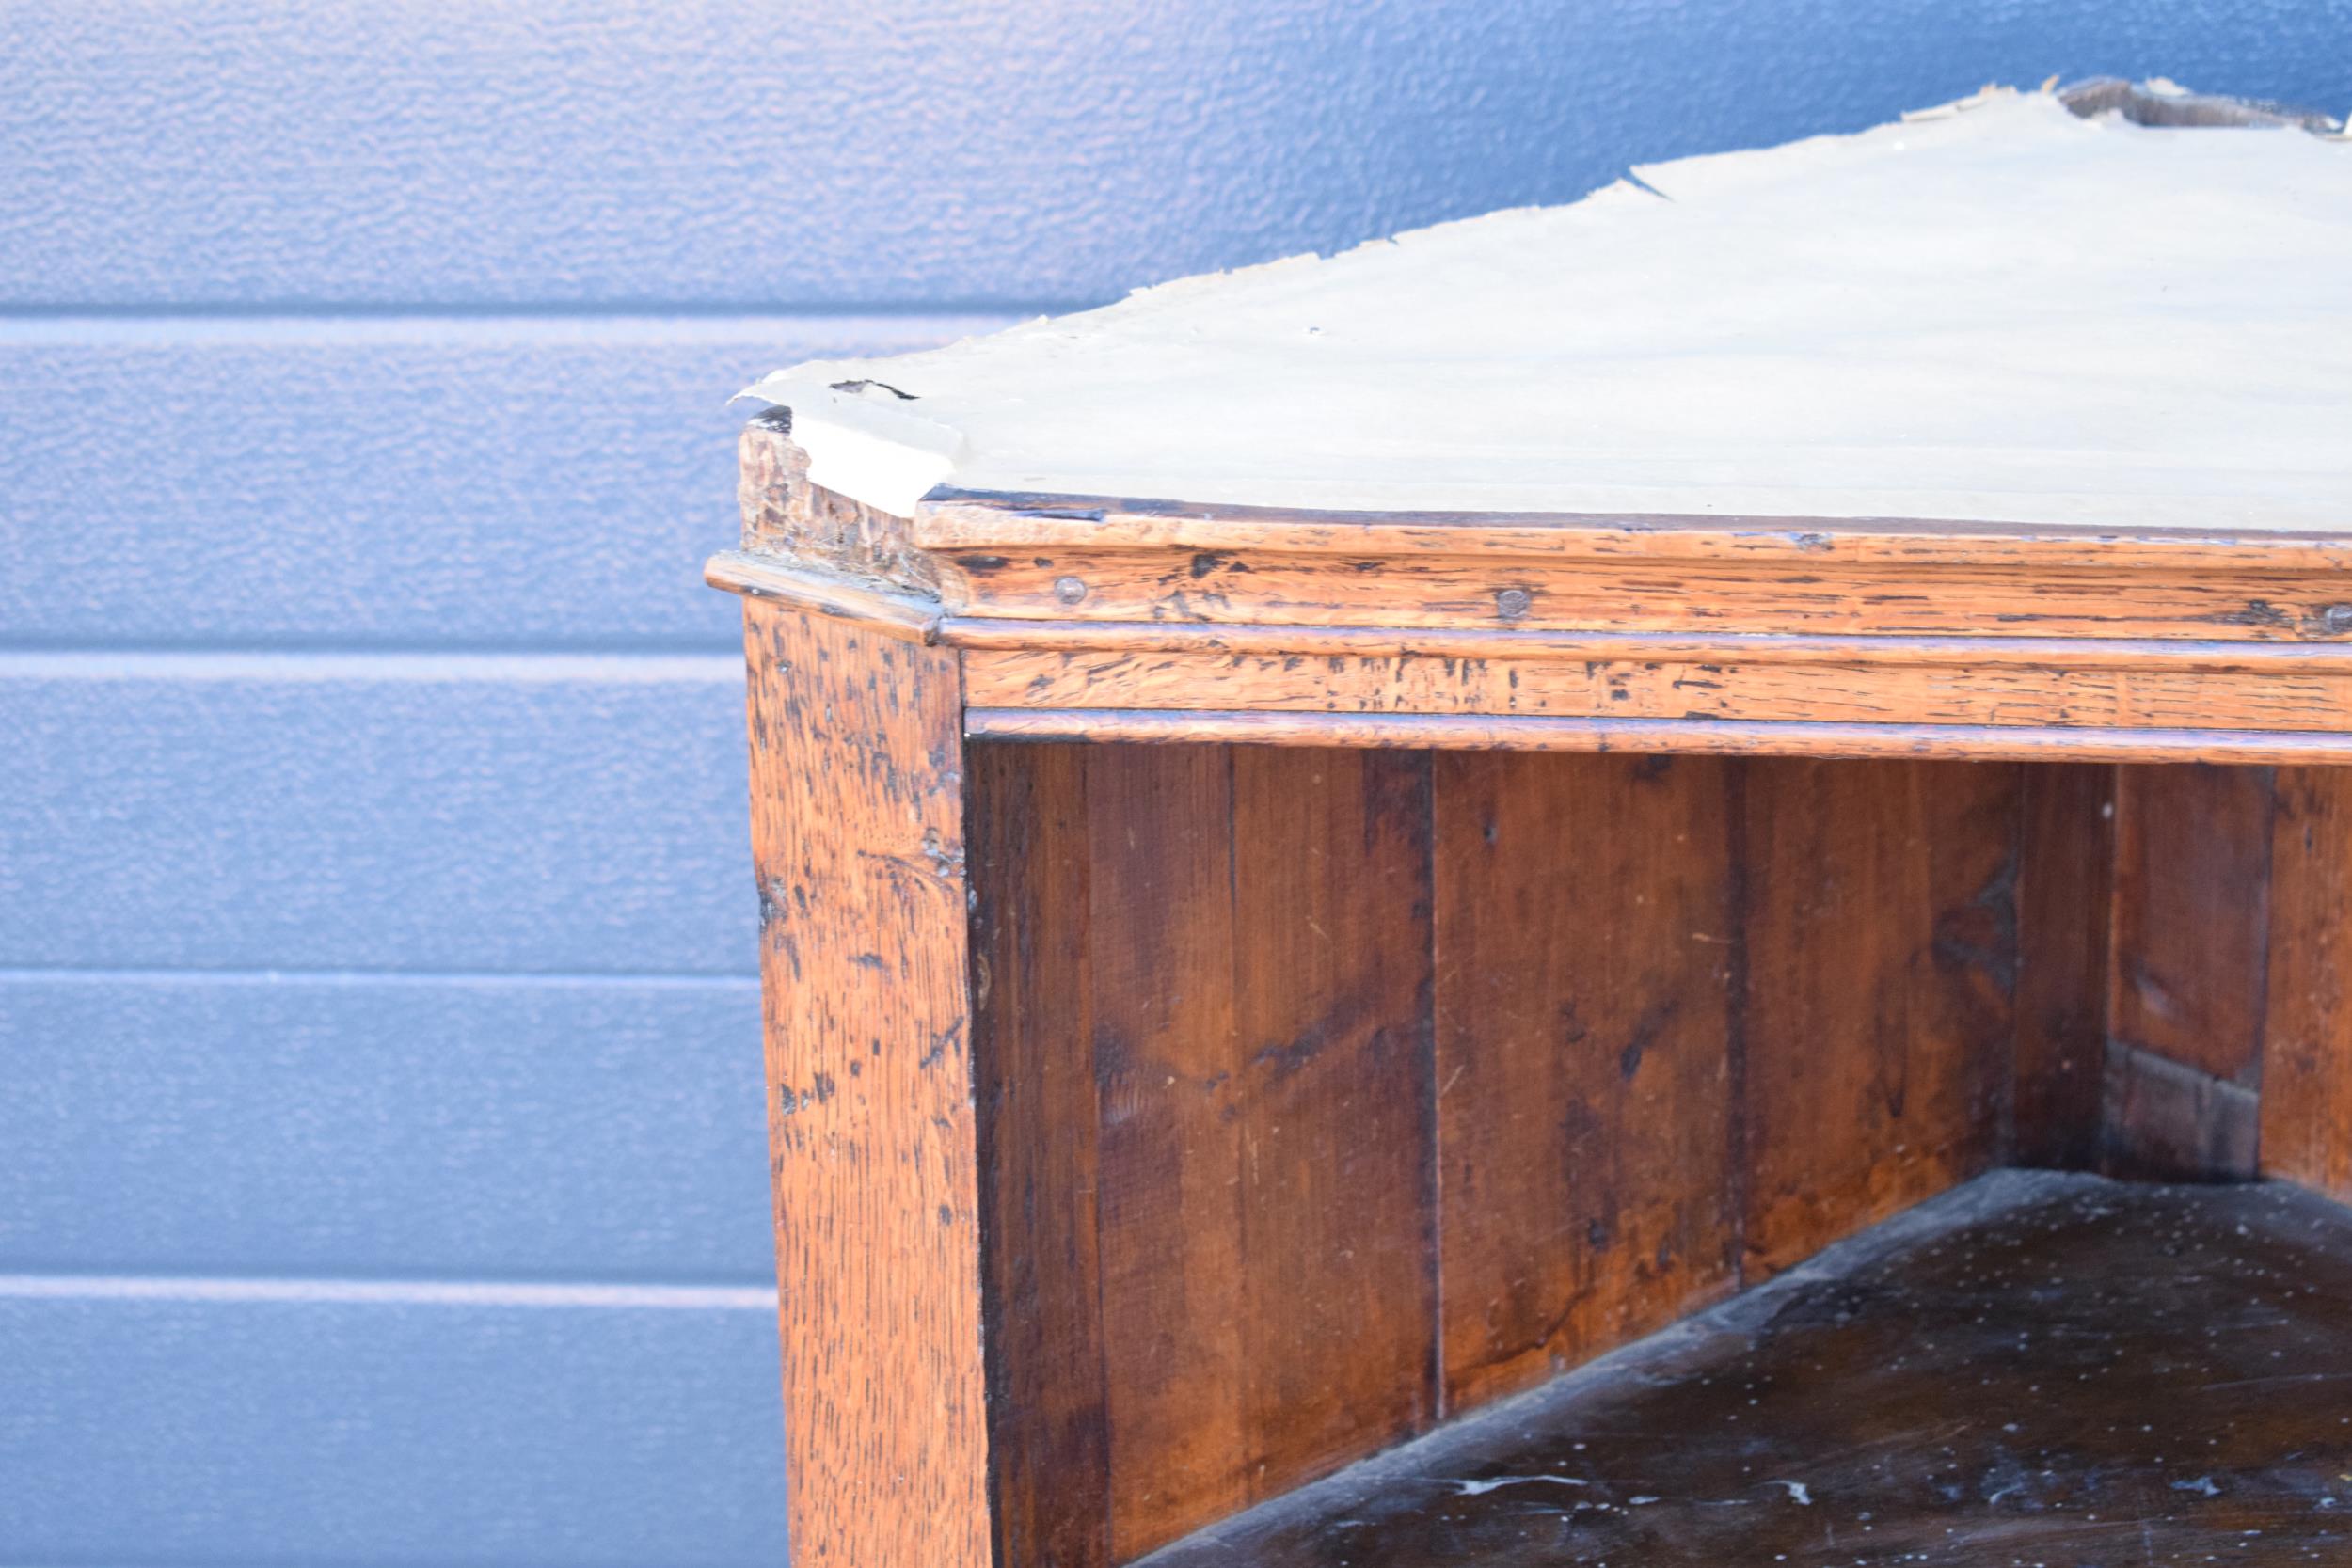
[[1740, 760, 2016, 1275], [2012, 763, 2115, 1169], [2263, 768, 2352, 1200], [968, 740, 1113, 1568], [1138, 1172, 2352, 1567], [1430, 752, 1738, 1412]]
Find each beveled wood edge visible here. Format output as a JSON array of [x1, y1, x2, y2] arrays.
[[707, 548, 2352, 756], [917, 489, 2352, 573], [964, 706, 2352, 764], [706, 550, 944, 643], [938, 619, 2352, 673], [703, 565, 2352, 677]]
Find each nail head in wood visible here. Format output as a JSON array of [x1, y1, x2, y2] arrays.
[[1054, 575, 1089, 605], [1495, 588, 1533, 621]]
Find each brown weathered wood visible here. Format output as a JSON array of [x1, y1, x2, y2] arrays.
[[962, 706, 2352, 765], [1431, 752, 1739, 1412], [2261, 768, 2352, 1198], [2011, 764, 2115, 1169], [918, 490, 2352, 571], [723, 411, 2352, 1568], [965, 743, 1443, 1565], [1740, 759, 2015, 1274], [946, 620, 2352, 672], [962, 645, 2352, 732], [2109, 765, 2276, 1084], [1140, 1174, 2352, 1568], [739, 597, 990, 1568], [932, 546, 2352, 643], [1223, 748, 1438, 1513], [2101, 1040, 2261, 1180], [739, 419, 942, 594], [965, 741, 1110, 1568], [1084, 743, 1251, 1559], [2102, 765, 2272, 1178], [706, 550, 943, 642]]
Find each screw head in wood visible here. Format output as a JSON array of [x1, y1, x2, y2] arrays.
[[1495, 587, 1533, 620], [1053, 576, 1089, 605], [2324, 603, 2352, 634]]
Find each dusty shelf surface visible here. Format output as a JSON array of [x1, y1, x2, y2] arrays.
[[1137, 1170, 2352, 1567]]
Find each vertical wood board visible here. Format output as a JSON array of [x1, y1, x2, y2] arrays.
[[967, 741, 1112, 1568], [1740, 759, 2018, 1275], [741, 600, 991, 1568], [1431, 752, 1740, 1412]]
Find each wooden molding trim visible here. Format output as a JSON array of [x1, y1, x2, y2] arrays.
[[920, 489, 2352, 574], [942, 619, 2352, 673], [962, 706, 2352, 764], [705, 550, 944, 643]]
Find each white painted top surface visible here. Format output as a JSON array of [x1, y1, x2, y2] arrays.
[[740, 89, 2351, 531]]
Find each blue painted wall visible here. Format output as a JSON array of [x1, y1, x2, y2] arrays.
[[2, 5, 2345, 1563]]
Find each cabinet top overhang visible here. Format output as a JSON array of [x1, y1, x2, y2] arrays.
[[739, 84, 2348, 540]]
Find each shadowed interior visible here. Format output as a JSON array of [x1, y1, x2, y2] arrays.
[[966, 747, 2352, 1567]]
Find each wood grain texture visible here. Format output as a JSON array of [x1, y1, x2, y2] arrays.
[[2107, 765, 2275, 1086], [918, 491, 2352, 572], [966, 740, 1110, 1568], [934, 546, 2352, 643], [2101, 1039, 2261, 1180], [1431, 753, 1739, 1411], [1084, 742, 1251, 1558], [946, 621, 2352, 672], [2261, 768, 2352, 1198], [963, 707, 2352, 765], [1740, 759, 2017, 1275], [707, 550, 943, 642], [1223, 748, 1438, 1519], [2012, 764, 2115, 1169], [1141, 1175, 2352, 1568], [739, 597, 989, 1568], [965, 744, 1440, 1565], [2102, 765, 2273, 1180], [739, 420, 942, 594], [963, 646, 2352, 733]]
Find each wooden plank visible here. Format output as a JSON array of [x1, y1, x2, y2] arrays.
[[2107, 765, 2274, 1085], [964, 740, 1110, 1568], [918, 491, 2352, 573], [739, 420, 942, 594], [2102, 1040, 2261, 1180], [962, 706, 2352, 766], [1139, 1175, 2352, 1568], [961, 645, 2352, 732], [947, 621, 2352, 673], [1740, 759, 2017, 1275], [1225, 747, 1440, 1509], [706, 550, 943, 641], [739, 597, 990, 1568], [1431, 752, 1739, 1413], [935, 546, 2352, 642], [1083, 743, 1251, 1560], [2012, 764, 2116, 1169], [2262, 768, 2352, 1198]]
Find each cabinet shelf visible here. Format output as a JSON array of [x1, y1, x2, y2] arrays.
[[1140, 1171, 2352, 1567]]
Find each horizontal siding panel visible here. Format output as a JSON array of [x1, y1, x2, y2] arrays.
[[0, 973, 770, 1280], [11, 2, 2342, 309], [0, 1288, 788, 1567], [0, 663, 754, 974], [0, 320, 1004, 650]]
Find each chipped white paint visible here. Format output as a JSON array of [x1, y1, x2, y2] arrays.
[[1447, 1474, 1591, 1496], [740, 87, 2352, 532]]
